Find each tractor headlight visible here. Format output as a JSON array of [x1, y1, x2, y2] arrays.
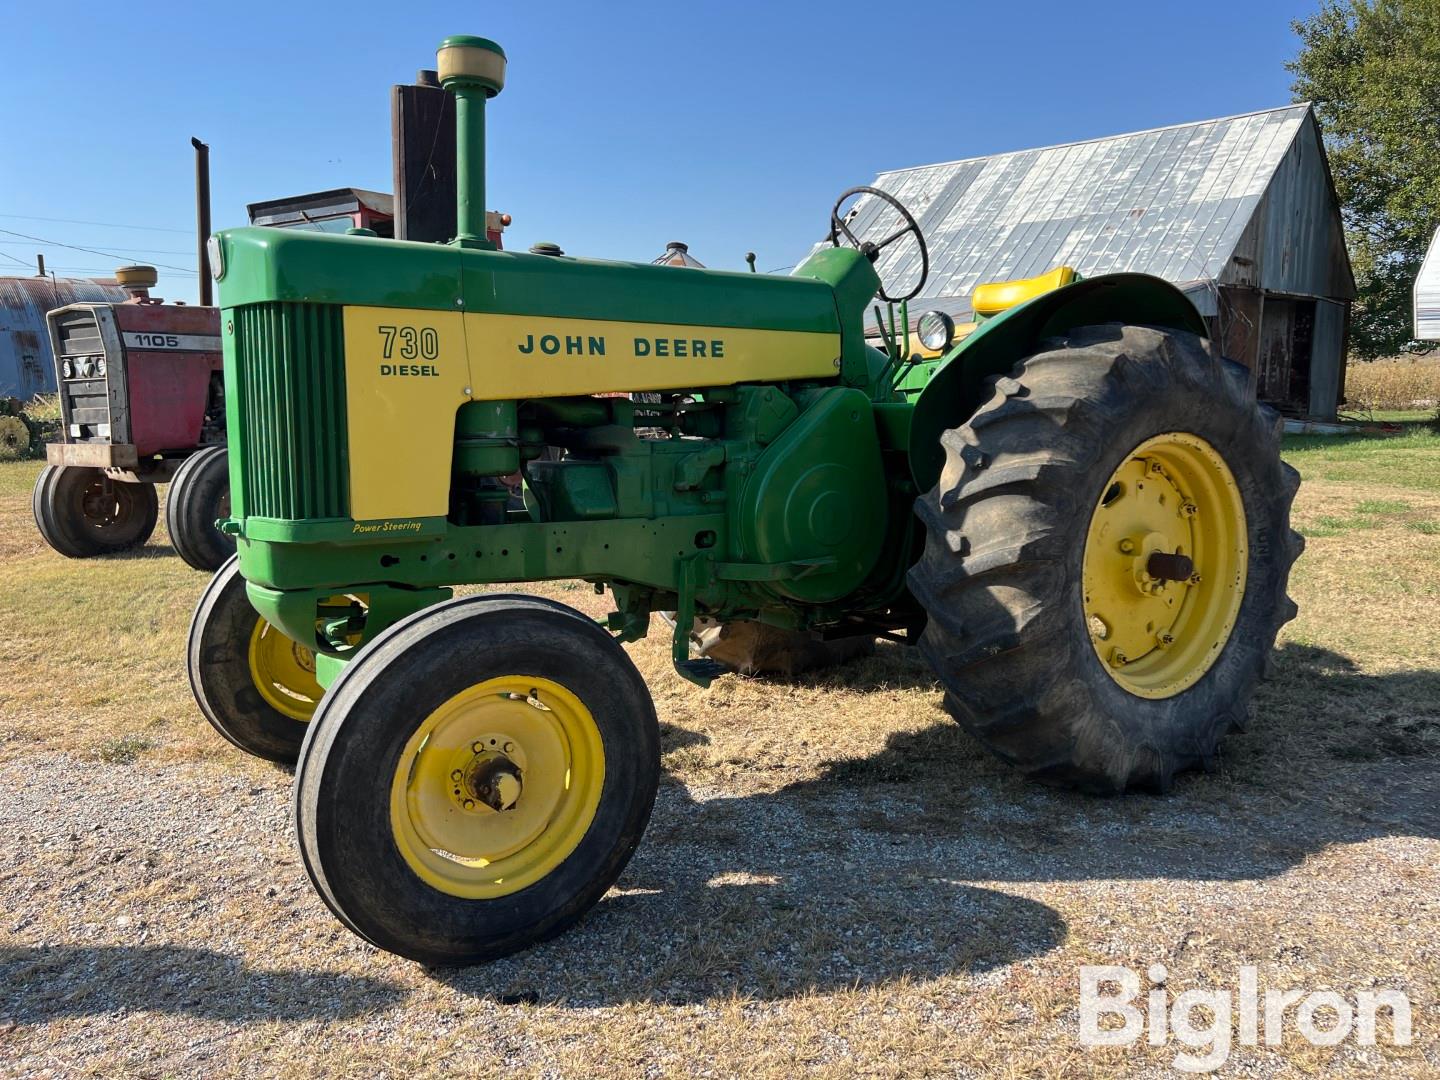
[[916, 310, 955, 353], [61, 360, 73, 379], [207, 236, 224, 282], [96, 357, 106, 377]]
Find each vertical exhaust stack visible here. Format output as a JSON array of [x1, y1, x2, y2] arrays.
[[191, 137, 213, 306], [436, 35, 505, 248]]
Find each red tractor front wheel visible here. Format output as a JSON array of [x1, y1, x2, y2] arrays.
[[32, 464, 158, 558]]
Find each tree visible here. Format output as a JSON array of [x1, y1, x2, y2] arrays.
[[1289, 0, 1440, 358]]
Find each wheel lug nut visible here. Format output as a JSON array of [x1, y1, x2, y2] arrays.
[[503, 741, 515, 754], [462, 798, 476, 810], [1182, 502, 1197, 516], [1118, 538, 1136, 554], [451, 769, 463, 781], [472, 741, 485, 754]]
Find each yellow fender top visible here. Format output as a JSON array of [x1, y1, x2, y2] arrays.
[[972, 266, 1077, 317]]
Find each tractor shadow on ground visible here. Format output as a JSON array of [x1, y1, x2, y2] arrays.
[[0, 944, 403, 1024], [436, 641, 1435, 1006]]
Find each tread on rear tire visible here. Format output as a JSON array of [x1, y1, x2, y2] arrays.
[[907, 324, 1302, 794]]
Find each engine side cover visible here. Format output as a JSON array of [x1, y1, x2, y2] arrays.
[[736, 387, 887, 604]]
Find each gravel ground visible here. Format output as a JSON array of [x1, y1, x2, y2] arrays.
[[1, 724, 1436, 1076]]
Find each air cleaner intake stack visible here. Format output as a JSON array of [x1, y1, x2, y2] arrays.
[[436, 35, 506, 248]]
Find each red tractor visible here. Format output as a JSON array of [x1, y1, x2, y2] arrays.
[[32, 189, 418, 570], [34, 77, 499, 569]]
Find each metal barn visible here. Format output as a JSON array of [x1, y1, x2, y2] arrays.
[[0, 274, 129, 400], [841, 105, 1356, 418]]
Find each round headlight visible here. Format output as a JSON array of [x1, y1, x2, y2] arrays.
[[206, 235, 224, 282], [96, 357, 106, 377], [916, 310, 955, 353], [61, 360, 73, 379]]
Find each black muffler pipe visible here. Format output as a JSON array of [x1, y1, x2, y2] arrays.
[[192, 136, 212, 306]]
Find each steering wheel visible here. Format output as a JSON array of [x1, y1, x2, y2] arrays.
[[829, 185, 929, 302]]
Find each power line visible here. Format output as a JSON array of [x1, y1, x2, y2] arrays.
[[0, 228, 195, 274], [0, 248, 31, 268], [0, 212, 192, 235], [0, 239, 193, 256]]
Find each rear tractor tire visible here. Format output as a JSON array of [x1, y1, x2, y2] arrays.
[[166, 445, 236, 571], [32, 464, 158, 558], [294, 594, 660, 966], [187, 555, 322, 764], [908, 324, 1302, 793]]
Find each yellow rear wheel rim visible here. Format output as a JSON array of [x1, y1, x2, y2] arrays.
[[247, 619, 322, 721], [389, 675, 605, 899], [1082, 432, 1247, 699]]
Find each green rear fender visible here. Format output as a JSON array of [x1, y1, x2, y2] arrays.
[[907, 273, 1209, 490]]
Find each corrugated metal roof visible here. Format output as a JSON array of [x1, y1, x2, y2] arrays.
[[1417, 227, 1440, 340], [824, 104, 1315, 316], [0, 275, 129, 399]]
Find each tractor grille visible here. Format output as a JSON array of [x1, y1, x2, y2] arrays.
[[232, 302, 349, 521], [52, 308, 113, 441]]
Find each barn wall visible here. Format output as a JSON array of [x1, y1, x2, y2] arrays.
[[1310, 299, 1347, 418], [1228, 115, 1355, 301]]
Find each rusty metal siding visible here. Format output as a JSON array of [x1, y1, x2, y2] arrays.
[[822, 104, 1357, 318], [0, 276, 129, 399], [1229, 113, 1355, 300]]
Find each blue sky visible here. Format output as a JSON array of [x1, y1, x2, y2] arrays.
[[2, 0, 1314, 302]]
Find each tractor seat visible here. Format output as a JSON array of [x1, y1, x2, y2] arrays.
[[972, 266, 1077, 317]]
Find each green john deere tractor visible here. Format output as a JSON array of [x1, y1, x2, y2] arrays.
[[189, 34, 1302, 965]]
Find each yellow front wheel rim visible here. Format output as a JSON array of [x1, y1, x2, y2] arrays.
[[389, 675, 605, 899], [247, 619, 322, 721], [1082, 432, 1247, 699]]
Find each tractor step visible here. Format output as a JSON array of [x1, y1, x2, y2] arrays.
[[673, 657, 730, 688]]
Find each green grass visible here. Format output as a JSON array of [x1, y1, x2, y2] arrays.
[[1282, 425, 1440, 494], [1355, 498, 1410, 515], [1343, 408, 1438, 423]]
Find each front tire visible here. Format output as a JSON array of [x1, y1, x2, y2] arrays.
[[165, 446, 235, 571], [32, 464, 158, 558], [294, 594, 660, 966], [187, 556, 321, 763], [908, 324, 1302, 793]]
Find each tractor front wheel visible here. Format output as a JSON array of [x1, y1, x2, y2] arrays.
[[908, 324, 1302, 793], [187, 556, 322, 763], [32, 464, 158, 558], [166, 446, 236, 571], [294, 594, 659, 965]]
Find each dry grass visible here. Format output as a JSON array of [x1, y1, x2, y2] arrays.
[[0, 438, 1437, 1077], [1344, 354, 1440, 416]]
